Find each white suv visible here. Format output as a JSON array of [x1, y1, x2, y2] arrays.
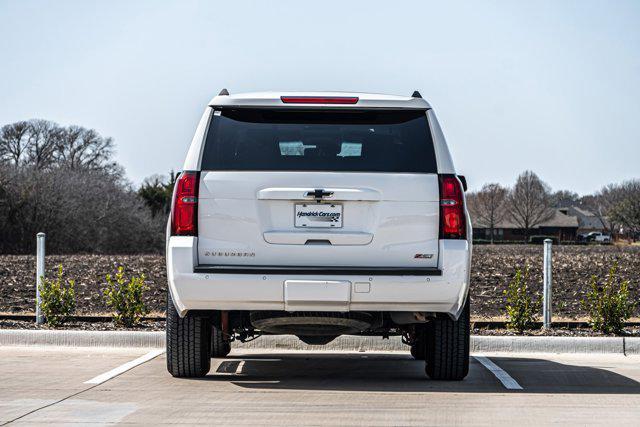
[[166, 90, 472, 380]]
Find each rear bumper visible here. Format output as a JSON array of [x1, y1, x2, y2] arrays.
[[167, 236, 471, 319]]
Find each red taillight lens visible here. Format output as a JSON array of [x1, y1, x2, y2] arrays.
[[280, 96, 359, 104], [171, 171, 199, 236], [439, 175, 466, 239]]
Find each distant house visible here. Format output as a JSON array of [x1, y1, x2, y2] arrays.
[[565, 206, 607, 234], [472, 208, 579, 242]]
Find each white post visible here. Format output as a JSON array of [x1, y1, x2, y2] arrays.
[[36, 232, 45, 325], [543, 239, 552, 329]]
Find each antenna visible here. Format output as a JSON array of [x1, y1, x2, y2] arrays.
[[411, 91, 422, 98], [218, 88, 229, 96]]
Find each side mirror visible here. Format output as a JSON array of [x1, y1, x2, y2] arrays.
[[457, 175, 468, 192]]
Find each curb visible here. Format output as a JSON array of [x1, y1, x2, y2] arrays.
[[0, 330, 164, 349], [1, 330, 638, 354]]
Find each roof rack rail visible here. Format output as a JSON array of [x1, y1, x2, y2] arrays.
[[411, 90, 422, 98], [218, 88, 229, 96]]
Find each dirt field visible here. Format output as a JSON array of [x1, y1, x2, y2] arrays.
[[1, 245, 639, 318]]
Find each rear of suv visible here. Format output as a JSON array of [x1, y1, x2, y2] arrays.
[[166, 90, 472, 380]]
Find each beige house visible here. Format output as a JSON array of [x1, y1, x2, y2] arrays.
[[472, 208, 579, 242]]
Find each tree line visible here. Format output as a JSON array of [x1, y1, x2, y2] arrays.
[[467, 170, 640, 242], [0, 119, 174, 253], [2, 118, 638, 252]]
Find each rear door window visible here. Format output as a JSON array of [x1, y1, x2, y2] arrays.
[[200, 109, 437, 173]]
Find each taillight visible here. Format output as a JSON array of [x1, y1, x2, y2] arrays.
[[280, 96, 359, 104], [171, 171, 199, 236], [439, 174, 466, 240]]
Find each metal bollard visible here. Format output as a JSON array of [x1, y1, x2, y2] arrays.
[[542, 238, 553, 329], [36, 232, 45, 325]]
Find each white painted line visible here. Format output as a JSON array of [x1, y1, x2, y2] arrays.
[[474, 355, 523, 390], [84, 349, 165, 385]]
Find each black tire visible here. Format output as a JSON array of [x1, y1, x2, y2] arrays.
[[410, 343, 425, 360], [425, 298, 470, 381], [211, 326, 231, 358], [166, 291, 212, 377], [410, 325, 426, 360]]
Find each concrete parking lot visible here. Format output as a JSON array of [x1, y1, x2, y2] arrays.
[[1, 347, 639, 426]]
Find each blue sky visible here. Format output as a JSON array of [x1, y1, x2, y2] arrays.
[[1, 0, 639, 194]]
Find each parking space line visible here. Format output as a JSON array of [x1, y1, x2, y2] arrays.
[[473, 355, 523, 390], [84, 349, 165, 385]]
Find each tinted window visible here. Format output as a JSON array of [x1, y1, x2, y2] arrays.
[[200, 109, 437, 173]]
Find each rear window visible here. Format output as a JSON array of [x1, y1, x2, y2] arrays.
[[200, 109, 437, 173]]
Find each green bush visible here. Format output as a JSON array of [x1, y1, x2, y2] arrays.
[[582, 261, 635, 335], [38, 265, 76, 326], [504, 265, 540, 333], [103, 266, 149, 326]]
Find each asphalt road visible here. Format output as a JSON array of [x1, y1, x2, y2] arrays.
[[1, 347, 639, 426]]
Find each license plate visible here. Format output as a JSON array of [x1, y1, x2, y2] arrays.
[[295, 203, 343, 228]]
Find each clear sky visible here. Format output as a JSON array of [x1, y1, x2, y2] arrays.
[[1, 0, 639, 194]]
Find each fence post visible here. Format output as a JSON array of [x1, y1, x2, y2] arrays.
[[36, 232, 45, 325], [543, 238, 553, 329]]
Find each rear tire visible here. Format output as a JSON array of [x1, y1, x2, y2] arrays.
[[425, 298, 470, 381], [410, 325, 426, 360], [410, 343, 425, 360], [166, 291, 212, 377]]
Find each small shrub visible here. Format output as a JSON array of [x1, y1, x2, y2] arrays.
[[38, 265, 76, 326], [103, 266, 149, 326], [582, 261, 635, 335], [504, 265, 540, 333], [556, 300, 568, 314]]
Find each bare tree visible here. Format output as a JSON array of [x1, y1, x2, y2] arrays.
[[1, 119, 118, 173], [609, 179, 640, 237], [0, 119, 162, 254], [581, 182, 632, 234], [0, 121, 30, 165], [467, 183, 507, 243], [25, 119, 61, 169], [0, 165, 164, 253], [550, 190, 579, 208], [506, 171, 554, 241], [55, 126, 116, 171]]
